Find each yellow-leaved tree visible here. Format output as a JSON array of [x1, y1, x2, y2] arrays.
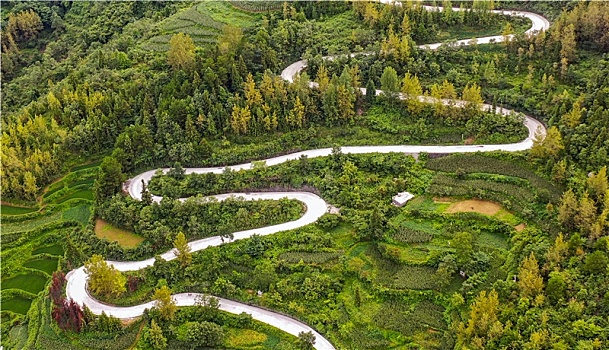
[[84, 254, 126, 297], [168, 33, 195, 71]]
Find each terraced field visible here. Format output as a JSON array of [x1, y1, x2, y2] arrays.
[[143, 1, 260, 51], [0, 163, 95, 321]]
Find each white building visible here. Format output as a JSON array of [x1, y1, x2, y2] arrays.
[[392, 192, 414, 207]]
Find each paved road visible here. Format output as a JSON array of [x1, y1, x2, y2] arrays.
[[65, 4, 550, 350]]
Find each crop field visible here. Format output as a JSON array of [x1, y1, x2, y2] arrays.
[[425, 154, 561, 201], [2, 296, 32, 315], [32, 244, 64, 256], [1, 212, 63, 234], [1, 274, 48, 294], [279, 251, 340, 264], [62, 204, 92, 225]]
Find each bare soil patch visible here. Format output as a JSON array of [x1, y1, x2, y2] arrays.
[[445, 199, 502, 216], [515, 223, 526, 232]]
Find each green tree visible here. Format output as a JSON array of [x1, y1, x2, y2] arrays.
[[451, 232, 473, 266], [380, 67, 400, 105], [141, 179, 153, 206], [546, 271, 566, 304], [174, 232, 192, 267], [365, 78, 376, 106], [583, 250, 608, 275], [435, 254, 457, 289], [145, 320, 167, 350], [367, 207, 386, 241], [168, 33, 195, 71], [297, 331, 316, 350], [94, 156, 126, 203], [178, 321, 224, 349], [154, 285, 177, 321], [84, 254, 126, 298]]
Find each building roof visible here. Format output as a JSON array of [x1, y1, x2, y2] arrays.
[[392, 192, 414, 206]]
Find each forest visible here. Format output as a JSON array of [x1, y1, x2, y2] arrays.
[[1, 0, 609, 349]]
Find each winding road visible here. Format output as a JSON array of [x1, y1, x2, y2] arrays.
[[65, 4, 550, 350]]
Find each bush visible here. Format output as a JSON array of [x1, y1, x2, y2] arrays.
[[317, 214, 340, 230]]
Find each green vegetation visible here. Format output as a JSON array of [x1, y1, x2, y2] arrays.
[[3, 0, 609, 349]]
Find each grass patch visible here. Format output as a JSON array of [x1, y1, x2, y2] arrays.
[[1, 274, 47, 294], [405, 196, 447, 212], [1, 296, 33, 314], [225, 328, 267, 348], [32, 244, 64, 256], [0, 204, 37, 215], [196, 1, 259, 28], [23, 258, 58, 275], [62, 204, 91, 225], [445, 199, 502, 215], [94, 219, 145, 248]]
